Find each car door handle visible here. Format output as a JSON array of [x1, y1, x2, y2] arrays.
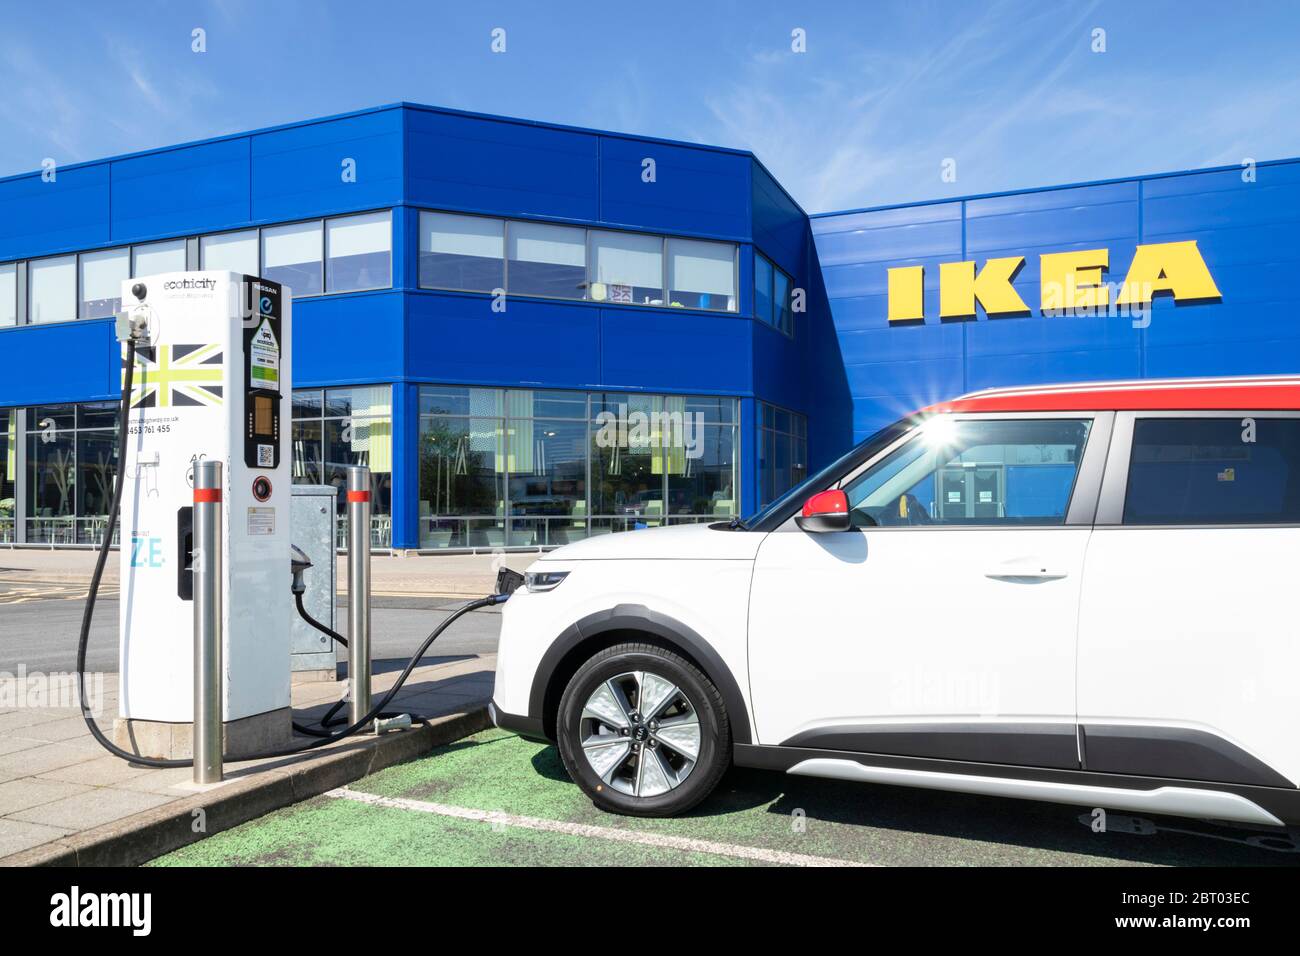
[[984, 564, 1068, 580]]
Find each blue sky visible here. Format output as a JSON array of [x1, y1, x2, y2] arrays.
[[2, 0, 1298, 213]]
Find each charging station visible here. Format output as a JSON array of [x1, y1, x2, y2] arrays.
[[114, 271, 293, 757]]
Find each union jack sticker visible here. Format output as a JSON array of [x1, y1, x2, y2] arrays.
[[122, 344, 224, 409]]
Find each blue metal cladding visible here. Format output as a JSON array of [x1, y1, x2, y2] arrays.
[[405, 108, 600, 222], [0, 165, 110, 260], [252, 109, 404, 223], [811, 158, 1300, 446], [598, 137, 750, 238], [110, 138, 251, 241]]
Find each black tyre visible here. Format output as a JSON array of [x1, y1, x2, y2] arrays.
[[556, 642, 731, 817]]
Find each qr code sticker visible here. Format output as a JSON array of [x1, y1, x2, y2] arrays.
[[257, 444, 274, 466]]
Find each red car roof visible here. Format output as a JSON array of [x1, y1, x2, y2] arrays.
[[924, 376, 1300, 414]]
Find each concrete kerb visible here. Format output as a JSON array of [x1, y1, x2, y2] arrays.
[[0, 707, 491, 867]]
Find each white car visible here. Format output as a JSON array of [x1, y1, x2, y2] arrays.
[[490, 376, 1300, 825]]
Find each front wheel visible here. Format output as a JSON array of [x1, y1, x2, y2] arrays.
[[556, 642, 731, 817]]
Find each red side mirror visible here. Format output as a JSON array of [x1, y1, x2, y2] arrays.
[[796, 489, 851, 533]]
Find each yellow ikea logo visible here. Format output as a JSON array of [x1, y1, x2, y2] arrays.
[[887, 240, 1221, 323]]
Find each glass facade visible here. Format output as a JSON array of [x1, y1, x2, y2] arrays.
[[24, 401, 120, 544], [292, 385, 393, 547], [418, 386, 739, 550], [0, 408, 14, 542], [418, 210, 738, 313], [759, 402, 808, 507]]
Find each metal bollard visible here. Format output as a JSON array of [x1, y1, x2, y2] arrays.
[[192, 460, 223, 784], [347, 465, 372, 726]]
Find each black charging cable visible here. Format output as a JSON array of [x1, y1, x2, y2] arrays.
[[75, 336, 508, 768]]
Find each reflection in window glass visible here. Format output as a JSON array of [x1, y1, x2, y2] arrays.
[[29, 256, 76, 324], [507, 221, 586, 299], [0, 262, 17, 327], [759, 402, 807, 506], [667, 238, 735, 312], [132, 239, 186, 278], [201, 231, 258, 275], [262, 221, 323, 296], [589, 231, 662, 306], [292, 390, 323, 419], [79, 248, 129, 319], [22, 402, 120, 544], [843, 418, 1091, 527], [773, 268, 793, 335], [419, 212, 503, 292], [326, 211, 391, 292], [417, 386, 738, 548], [1124, 418, 1300, 525], [754, 253, 774, 326], [507, 418, 588, 545], [0, 409, 15, 542], [291, 419, 323, 485]]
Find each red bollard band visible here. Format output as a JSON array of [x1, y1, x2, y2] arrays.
[[193, 488, 222, 503], [347, 490, 371, 503]]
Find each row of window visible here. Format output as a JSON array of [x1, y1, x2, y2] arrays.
[[1, 209, 795, 330], [418, 211, 740, 313], [843, 416, 1300, 528], [412, 386, 739, 549], [755, 252, 795, 336], [0, 210, 392, 327]]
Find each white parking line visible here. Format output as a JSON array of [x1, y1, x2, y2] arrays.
[[325, 786, 872, 867]]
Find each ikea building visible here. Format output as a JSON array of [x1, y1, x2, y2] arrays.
[[0, 102, 1295, 550]]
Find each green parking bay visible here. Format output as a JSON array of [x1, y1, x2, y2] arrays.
[[151, 729, 1300, 867]]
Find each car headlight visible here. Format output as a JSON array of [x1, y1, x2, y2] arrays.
[[525, 570, 569, 592]]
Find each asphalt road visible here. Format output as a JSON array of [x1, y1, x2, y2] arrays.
[[0, 582, 500, 673], [152, 727, 1300, 867]]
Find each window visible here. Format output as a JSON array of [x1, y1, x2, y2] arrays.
[[417, 386, 739, 549], [326, 211, 391, 293], [589, 231, 663, 305], [28, 255, 76, 324], [754, 251, 794, 336], [668, 238, 735, 311], [759, 402, 807, 506], [201, 230, 258, 275], [419, 212, 504, 292], [132, 239, 186, 277], [1123, 417, 1300, 525], [754, 253, 774, 326], [261, 221, 322, 297], [0, 408, 14, 542], [773, 268, 793, 335], [0, 263, 15, 327], [79, 247, 129, 319], [24, 401, 120, 544], [506, 221, 586, 299], [843, 418, 1092, 527], [292, 385, 393, 546]]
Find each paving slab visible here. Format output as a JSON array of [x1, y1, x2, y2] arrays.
[[0, 778, 92, 816], [9, 787, 175, 830], [0, 818, 74, 858], [0, 654, 496, 866]]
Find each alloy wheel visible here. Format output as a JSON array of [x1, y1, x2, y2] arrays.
[[578, 670, 701, 797]]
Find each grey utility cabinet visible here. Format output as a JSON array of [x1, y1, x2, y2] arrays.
[[291, 484, 339, 679]]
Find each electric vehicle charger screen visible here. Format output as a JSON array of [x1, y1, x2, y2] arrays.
[[253, 395, 274, 437]]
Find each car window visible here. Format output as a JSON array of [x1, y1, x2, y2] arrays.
[[842, 418, 1092, 528], [1123, 416, 1300, 525]]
